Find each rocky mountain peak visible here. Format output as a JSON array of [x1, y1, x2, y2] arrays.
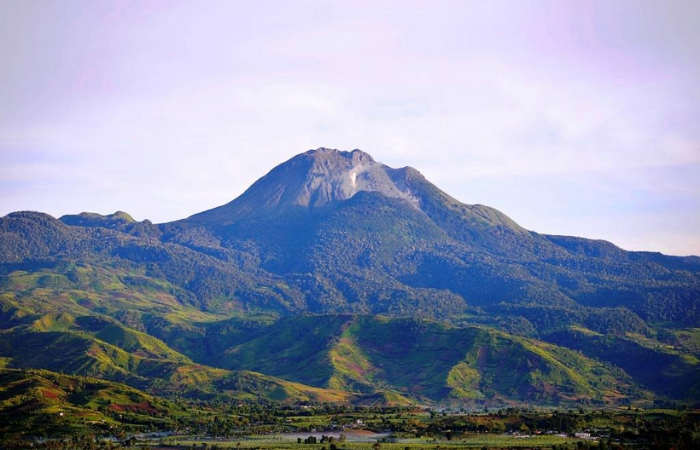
[[186, 148, 421, 223]]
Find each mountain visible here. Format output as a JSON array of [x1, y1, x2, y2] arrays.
[[1, 147, 699, 407], [166, 148, 700, 324]]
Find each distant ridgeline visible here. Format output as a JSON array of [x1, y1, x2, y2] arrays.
[[1, 147, 699, 410]]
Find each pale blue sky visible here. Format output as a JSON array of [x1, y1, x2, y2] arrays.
[[1, 0, 699, 255]]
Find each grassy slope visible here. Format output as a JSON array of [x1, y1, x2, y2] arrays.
[[659, 327, 700, 356], [221, 315, 642, 405], [343, 317, 637, 404], [545, 326, 700, 399], [0, 368, 175, 436], [0, 325, 389, 405], [0, 267, 388, 405]]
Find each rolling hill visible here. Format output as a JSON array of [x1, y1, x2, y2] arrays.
[[220, 315, 643, 405]]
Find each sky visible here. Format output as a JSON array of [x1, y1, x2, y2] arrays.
[[1, 0, 699, 256]]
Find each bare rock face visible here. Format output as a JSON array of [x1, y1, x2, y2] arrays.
[[187, 147, 421, 222], [295, 148, 419, 209]]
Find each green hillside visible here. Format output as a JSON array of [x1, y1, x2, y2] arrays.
[[222, 315, 644, 406], [0, 368, 176, 437], [545, 326, 700, 399]]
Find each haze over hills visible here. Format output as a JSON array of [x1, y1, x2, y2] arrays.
[[1, 147, 699, 409]]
